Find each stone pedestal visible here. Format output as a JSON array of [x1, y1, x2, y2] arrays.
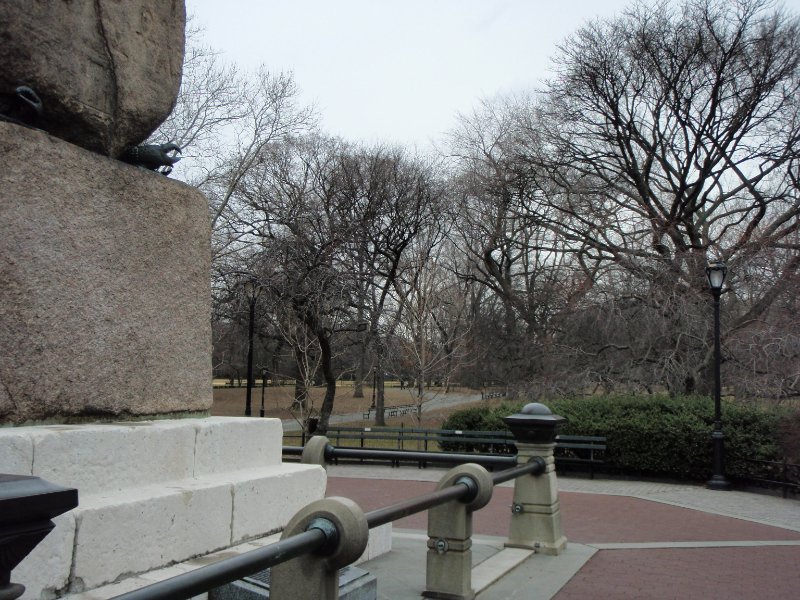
[[424, 464, 494, 600], [0, 122, 212, 424], [0, 418, 326, 598], [209, 565, 377, 600], [502, 403, 568, 556], [505, 443, 567, 555]]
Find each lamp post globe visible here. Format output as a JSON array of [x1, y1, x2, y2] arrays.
[[706, 261, 731, 490]]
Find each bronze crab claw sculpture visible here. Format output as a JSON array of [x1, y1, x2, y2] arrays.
[[120, 142, 182, 175]]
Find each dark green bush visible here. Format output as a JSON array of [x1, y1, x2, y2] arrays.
[[439, 406, 511, 452], [441, 395, 786, 482]]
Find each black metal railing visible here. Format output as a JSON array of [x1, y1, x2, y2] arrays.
[[730, 456, 800, 498], [284, 430, 607, 476], [284, 442, 519, 470], [109, 454, 545, 600], [285, 425, 517, 452], [111, 527, 329, 600]]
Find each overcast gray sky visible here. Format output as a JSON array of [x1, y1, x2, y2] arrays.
[[185, 0, 800, 150]]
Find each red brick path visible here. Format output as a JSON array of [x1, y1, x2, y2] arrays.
[[554, 546, 800, 600], [326, 477, 800, 543], [327, 477, 800, 598]]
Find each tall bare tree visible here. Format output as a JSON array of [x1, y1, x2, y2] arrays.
[[515, 0, 800, 393]]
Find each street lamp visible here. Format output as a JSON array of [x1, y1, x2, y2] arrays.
[[243, 277, 260, 417], [260, 368, 269, 418], [706, 261, 731, 490], [371, 369, 377, 409]]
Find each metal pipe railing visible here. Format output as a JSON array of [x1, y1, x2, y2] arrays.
[[108, 457, 541, 600], [284, 443, 519, 469], [491, 457, 546, 485], [364, 477, 474, 529], [110, 528, 329, 600]]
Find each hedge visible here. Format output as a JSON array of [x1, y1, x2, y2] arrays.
[[441, 395, 787, 481]]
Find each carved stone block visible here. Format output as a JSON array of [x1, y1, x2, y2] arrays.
[[0, 122, 212, 424], [0, 0, 185, 156]]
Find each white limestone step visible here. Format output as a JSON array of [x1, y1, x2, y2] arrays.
[[0, 418, 326, 598]]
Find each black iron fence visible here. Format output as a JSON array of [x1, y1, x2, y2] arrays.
[[285, 426, 607, 477], [730, 456, 800, 498]]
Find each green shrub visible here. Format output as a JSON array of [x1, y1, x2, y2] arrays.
[[441, 395, 786, 482], [439, 406, 511, 452]]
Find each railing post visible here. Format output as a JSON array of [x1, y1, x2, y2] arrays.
[[271, 497, 369, 600], [423, 463, 494, 600], [301, 435, 331, 468], [503, 403, 568, 555]]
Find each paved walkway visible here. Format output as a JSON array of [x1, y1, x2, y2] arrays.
[[282, 391, 483, 431], [326, 465, 800, 599]]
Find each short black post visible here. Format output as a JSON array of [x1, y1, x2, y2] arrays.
[[245, 292, 256, 417], [0, 475, 78, 600], [260, 368, 268, 418]]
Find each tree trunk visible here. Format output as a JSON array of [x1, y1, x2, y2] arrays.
[[376, 368, 386, 426], [353, 342, 366, 398], [374, 338, 385, 426], [316, 330, 337, 435], [293, 347, 308, 410]]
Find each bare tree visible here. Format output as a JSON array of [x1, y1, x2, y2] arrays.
[[446, 98, 597, 387], [392, 233, 473, 415], [337, 146, 443, 425], [514, 0, 800, 393], [149, 25, 316, 265]]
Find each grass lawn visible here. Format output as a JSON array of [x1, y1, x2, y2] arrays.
[[211, 383, 433, 419], [211, 383, 502, 447]]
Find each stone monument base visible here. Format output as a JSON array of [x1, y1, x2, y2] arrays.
[[1, 417, 326, 598]]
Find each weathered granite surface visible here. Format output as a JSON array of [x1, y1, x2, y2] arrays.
[[0, 0, 185, 156], [0, 122, 212, 424]]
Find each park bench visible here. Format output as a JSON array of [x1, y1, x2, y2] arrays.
[[363, 403, 419, 419], [553, 434, 607, 479]]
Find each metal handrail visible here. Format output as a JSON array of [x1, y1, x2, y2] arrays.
[[324, 445, 518, 469], [111, 528, 328, 600], [283, 445, 520, 468], [365, 478, 473, 529], [109, 457, 545, 600]]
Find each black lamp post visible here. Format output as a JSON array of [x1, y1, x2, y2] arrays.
[[370, 369, 377, 409], [706, 261, 731, 490], [243, 277, 259, 417], [260, 368, 268, 418]]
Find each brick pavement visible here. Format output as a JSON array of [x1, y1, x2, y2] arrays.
[[553, 546, 800, 600], [326, 467, 800, 598]]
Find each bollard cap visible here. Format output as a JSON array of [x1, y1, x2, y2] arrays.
[[503, 403, 567, 444], [0, 474, 78, 526]]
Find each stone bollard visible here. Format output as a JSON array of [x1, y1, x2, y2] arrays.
[[503, 403, 568, 555], [301, 435, 332, 467], [271, 496, 369, 600], [423, 463, 494, 600]]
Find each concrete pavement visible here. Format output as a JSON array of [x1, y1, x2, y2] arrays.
[[326, 465, 800, 599]]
